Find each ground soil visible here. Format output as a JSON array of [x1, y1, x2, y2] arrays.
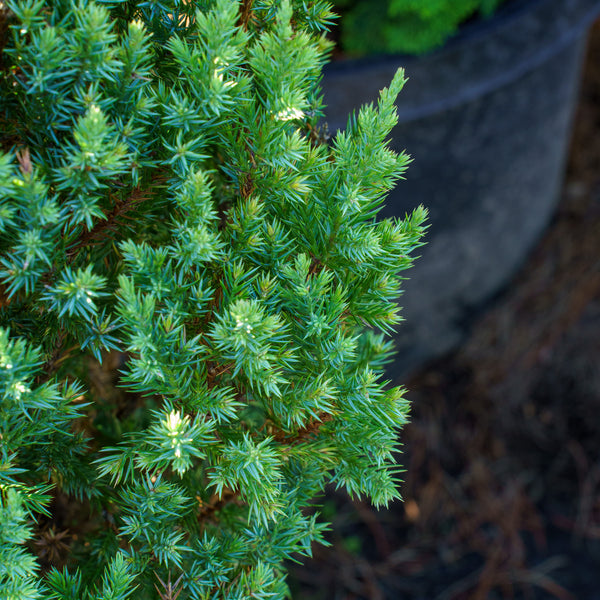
[[288, 17, 600, 600]]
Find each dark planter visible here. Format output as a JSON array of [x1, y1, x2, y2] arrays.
[[322, 0, 600, 378]]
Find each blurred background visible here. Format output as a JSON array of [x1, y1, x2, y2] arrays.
[[288, 8, 600, 600]]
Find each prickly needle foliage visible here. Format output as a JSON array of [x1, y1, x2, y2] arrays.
[[0, 0, 426, 598]]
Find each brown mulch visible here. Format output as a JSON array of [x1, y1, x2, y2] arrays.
[[289, 18, 600, 600]]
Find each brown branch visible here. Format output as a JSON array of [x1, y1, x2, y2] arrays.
[[197, 488, 241, 523], [305, 120, 331, 148], [0, 283, 11, 310], [16, 146, 32, 175], [66, 173, 168, 260], [155, 572, 184, 600], [36, 331, 71, 384], [0, 3, 13, 71], [240, 172, 254, 200], [273, 412, 335, 446], [308, 255, 323, 276], [205, 360, 234, 390], [236, 0, 254, 31]]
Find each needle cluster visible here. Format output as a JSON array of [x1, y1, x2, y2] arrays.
[[0, 0, 426, 597]]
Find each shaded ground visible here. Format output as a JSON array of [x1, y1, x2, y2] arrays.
[[288, 18, 600, 600]]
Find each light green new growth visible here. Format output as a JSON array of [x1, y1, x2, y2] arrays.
[[0, 0, 427, 597]]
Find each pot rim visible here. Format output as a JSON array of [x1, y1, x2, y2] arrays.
[[325, 0, 599, 74], [322, 0, 600, 123]]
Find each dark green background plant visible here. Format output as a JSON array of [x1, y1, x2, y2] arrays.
[[0, 0, 426, 597], [333, 0, 506, 55]]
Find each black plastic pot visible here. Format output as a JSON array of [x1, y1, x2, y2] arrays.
[[322, 0, 600, 378]]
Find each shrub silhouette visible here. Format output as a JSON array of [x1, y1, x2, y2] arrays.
[[0, 0, 426, 597]]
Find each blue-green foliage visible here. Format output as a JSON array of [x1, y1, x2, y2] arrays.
[[0, 0, 426, 597]]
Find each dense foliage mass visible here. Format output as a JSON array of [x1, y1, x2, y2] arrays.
[[333, 0, 505, 55], [0, 0, 426, 597]]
